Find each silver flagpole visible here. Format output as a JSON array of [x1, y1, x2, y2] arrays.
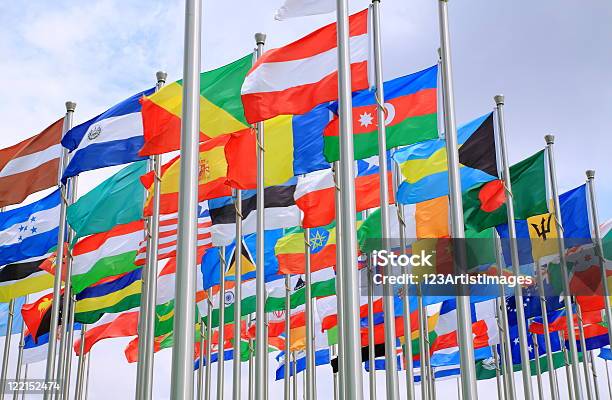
[[417, 286, 428, 400], [392, 162, 414, 400], [0, 298, 15, 400], [332, 345, 340, 400], [493, 95, 534, 400], [12, 297, 26, 400], [559, 330, 576, 400], [605, 360, 612, 400], [139, 70, 167, 400], [205, 290, 213, 400], [217, 248, 227, 400], [60, 294, 77, 399], [366, 251, 377, 400], [170, 0, 201, 397], [544, 134, 584, 400], [304, 228, 315, 400], [493, 299, 508, 400], [585, 170, 612, 346], [493, 231, 517, 400], [425, 308, 435, 399], [335, 0, 365, 398], [284, 276, 291, 400], [492, 346, 504, 400], [83, 349, 91, 400], [44, 101, 76, 400], [233, 189, 243, 400], [248, 314, 254, 400], [532, 333, 545, 400], [253, 32, 268, 400], [332, 162, 346, 400], [589, 351, 601, 400], [20, 364, 28, 400], [576, 304, 595, 400], [438, 2, 478, 398], [535, 261, 560, 400], [370, 1, 399, 398], [291, 351, 297, 400], [197, 323, 205, 400], [74, 325, 88, 400], [457, 376, 463, 400]]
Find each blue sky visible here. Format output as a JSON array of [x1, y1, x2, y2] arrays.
[[0, 0, 611, 398]]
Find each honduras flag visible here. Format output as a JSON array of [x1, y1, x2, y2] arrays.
[[61, 87, 155, 182], [0, 189, 60, 266]]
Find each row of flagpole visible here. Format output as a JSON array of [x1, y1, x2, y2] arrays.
[[0, 0, 601, 399]]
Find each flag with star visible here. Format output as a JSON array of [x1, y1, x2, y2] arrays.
[[0, 189, 60, 267], [323, 65, 439, 162], [275, 223, 337, 275]]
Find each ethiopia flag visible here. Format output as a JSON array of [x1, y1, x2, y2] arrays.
[[275, 224, 337, 275], [463, 150, 547, 232], [139, 55, 253, 156], [323, 65, 438, 162]]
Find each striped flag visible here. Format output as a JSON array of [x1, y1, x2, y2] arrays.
[[135, 204, 212, 266], [0, 255, 54, 302], [241, 9, 370, 124], [61, 88, 155, 182], [0, 118, 63, 207]]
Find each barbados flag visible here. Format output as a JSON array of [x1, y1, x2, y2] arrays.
[[394, 113, 498, 204]]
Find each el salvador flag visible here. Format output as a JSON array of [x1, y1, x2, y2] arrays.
[[61, 87, 155, 182], [0, 189, 60, 266]]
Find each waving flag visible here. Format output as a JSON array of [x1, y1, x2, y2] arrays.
[[275, 225, 338, 274], [241, 9, 369, 123], [324, 65, 439, 162], [0, 189, 60, 266], [0, 297, 25, 335], [61, 88, 154, 182], [275, 0, 336, 20], [21, 291, 59, 342], [0, 255, 55, 302], [0, 119, 63, 207], [394, 113, 497, 204]]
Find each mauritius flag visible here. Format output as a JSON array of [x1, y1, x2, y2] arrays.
[[463, 150, 548, 232], [139, 55, 253, 156], [323, 65, 439, 162]]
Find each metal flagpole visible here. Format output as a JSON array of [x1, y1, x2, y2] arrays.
[[332, 345, 340, 400], [585, 170, 612, 346], [205, 290, 213, 400], [304, 228, 315, 400], [335, 0, 365, 398], [494, 299, 508, 400], [83, 349, 91, 400], [438, 2, 478, 398], [417, 286, 428, 400], [457, 376, 463, 400], [576, 304, 595, 400], [492, 346, 504, 400], [532, 333, 545, 400], [20, 364, 28, 400], [252, 32, 268, 400], [217, 248, 227, 400], [559, 330, 576, 400], [545, 134, 584, 400], [12, 297, 26, 400], [248, 314, 254, 400], [292, 351, 298, 400], [370, 1, 399, 398], [197, 323, 205, 400], [60, 294, 77, 399], [233, 189, 243, 400], [332, 162, 346, 400], [43, 101, 76, 400], [284, 276, 292, 400], [138, 70, 167, 400], [170, 0, 201, 397], [0, 299, 15, 400], [605, 360, 612, 400], [366, 252, 377, 400], [74, 325, 88, 400], [425, 312, 435, 400], [589, 351, 601, 400], [493, 231, 517, 400], [392, 163, 415, 400], [494, 95, 534, 400], [535, 261, 560, 400]]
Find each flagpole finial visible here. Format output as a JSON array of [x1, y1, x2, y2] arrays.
[[545, 134, 555, 145], [156, 71, 168, 84], [494, 95, 504, 106], [586, 170, 595, 179], [255, 33, 266, 45], [65, 101, 76, 112]]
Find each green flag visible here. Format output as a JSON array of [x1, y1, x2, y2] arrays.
[[463, 150, 548, 232], [475, 351, 582, 380], [67, 161, 147, 241]]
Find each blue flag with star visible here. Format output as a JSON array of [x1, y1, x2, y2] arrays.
[[0, 189, 60, 266]]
